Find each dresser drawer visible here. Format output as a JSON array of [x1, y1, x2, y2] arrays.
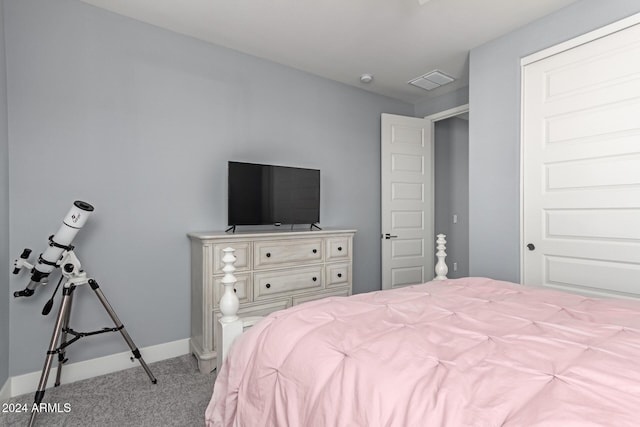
[[325, 237, 350, 261], [213, 242, 251, 274], [213, 274, 251, 306], [326, 263, 350, 287], [253, 266, 323, 300], [254, 239, 323, 269], [292, 288, 350, 305], [215, 299, 291, 319]]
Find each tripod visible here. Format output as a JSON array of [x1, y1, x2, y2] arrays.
[[28, 250, 157, 427]]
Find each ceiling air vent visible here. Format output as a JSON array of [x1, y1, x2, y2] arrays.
[[409, 70, 455, 91]]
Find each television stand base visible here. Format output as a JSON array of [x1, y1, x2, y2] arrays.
[[225, 225, 236, 233], [310, 223, 322, 231]]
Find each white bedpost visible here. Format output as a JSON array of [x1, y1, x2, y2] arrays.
[[434, 234, 448, 280], [216, 247, 243, 372]]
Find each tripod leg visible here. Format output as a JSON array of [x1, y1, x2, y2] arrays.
[[28, 285, 75, 427], [55, 287, 74, 387], [88, 279, 157, 384]]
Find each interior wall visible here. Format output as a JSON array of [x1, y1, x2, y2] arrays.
[[468, 0, 640, 282], [0, 0, 10, 391], [434, 117, 469, 278], [4, 0, 413, 376]]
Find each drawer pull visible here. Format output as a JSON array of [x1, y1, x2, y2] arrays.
[[312, 277, 317, 282], [312, 249, 317, 254], [266, 252, 271, 258], [337, 273, 342, 278], [234, 288, 237, 293], [265, 283, 271, 289], [338, 246, 343, 251]]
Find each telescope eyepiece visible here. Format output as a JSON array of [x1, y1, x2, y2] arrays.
[[12, 248, 32, 274], [74, 201, 94, 212]]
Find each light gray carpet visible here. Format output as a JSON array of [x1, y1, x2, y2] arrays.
[[0, 354, 216, 427]]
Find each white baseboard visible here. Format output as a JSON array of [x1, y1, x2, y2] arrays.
[[7, 338, 189, 398], [0, 376, 10, 401]]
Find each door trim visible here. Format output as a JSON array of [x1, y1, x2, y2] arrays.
[[519, 12, 640, 284], [425, 104, 469, 122]]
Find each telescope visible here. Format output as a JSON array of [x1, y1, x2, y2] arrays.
[[11, 200, 157, 427], [13, 200, 94, 297]]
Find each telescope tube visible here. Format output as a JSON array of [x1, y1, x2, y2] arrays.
[[14, 201, 94, 297]]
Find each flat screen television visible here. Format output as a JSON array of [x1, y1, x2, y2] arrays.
[[228, 161, 320, 228]]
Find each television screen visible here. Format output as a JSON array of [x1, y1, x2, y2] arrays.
[[228, 162, 320, 226]]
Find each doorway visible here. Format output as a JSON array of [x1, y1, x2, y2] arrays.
[[432, 109, 469, 278]]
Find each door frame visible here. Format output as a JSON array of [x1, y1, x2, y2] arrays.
[[519, 11, 640, 284], [425, 104, 469, 123]]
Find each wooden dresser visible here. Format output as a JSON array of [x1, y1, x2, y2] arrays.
[[188, 229, 356, 373]]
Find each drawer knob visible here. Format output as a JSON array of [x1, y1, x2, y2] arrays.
[[312, 249, 317, 254], [266, 252, 271, 258], [234, 288, 237, 293], [265, 283, 271, 289], [312, 277, 317, 282], [338, 246, 343, 251], [337, 273, 342, 278]]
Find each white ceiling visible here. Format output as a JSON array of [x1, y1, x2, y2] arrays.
[[78, 0, 578, 104]]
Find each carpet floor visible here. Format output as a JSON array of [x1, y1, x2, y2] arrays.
[[0, 354, 215, 427]]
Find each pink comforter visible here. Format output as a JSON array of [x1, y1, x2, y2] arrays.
[[206, 278, 640, 426]]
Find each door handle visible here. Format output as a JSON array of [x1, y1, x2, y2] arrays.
[[384, 233, 398, 240], [526, 243, 535, 251]]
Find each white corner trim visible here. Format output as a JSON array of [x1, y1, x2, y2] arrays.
[[0, 377, 10, 401], [8, 338, 189, 398]]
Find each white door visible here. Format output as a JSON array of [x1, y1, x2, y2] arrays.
[[522, 22, 640, 298], [381, 113, 434, 290]]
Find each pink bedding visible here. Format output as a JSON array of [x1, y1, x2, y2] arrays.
[[206, 277, 640, 426]]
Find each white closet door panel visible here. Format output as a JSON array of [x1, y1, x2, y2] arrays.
[[544, 35, 640, 99], [546, 209, 640, 240], [546, 256, 640, 296]]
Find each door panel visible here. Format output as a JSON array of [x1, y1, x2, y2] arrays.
[[381, 113, 433, 290]]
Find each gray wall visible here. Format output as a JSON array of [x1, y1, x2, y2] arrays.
[[468, 0, 640, 282], [434, 117, 469, 278], [4, 0, 413, 376], [0, 0, 10, 390]]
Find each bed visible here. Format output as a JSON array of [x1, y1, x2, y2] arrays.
[[206, 259, 640, 426]]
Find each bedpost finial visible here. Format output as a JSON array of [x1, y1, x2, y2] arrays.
[[434, 234, 448, 280], [219, 247, 239, 322]]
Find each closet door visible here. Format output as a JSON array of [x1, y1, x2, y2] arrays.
[[522, 22, 640, 297]]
